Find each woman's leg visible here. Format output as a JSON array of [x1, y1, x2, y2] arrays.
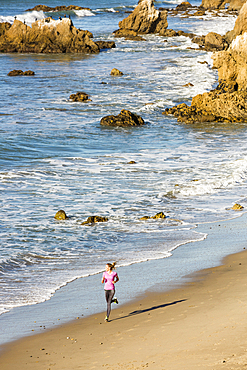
[[105, 289, 115, 318]]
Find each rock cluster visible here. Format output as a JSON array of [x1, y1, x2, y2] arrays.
[[100, 109, 145, 127], [8, 69, 35, 76], [113, 0, 168, 38], [26, 5, 91, 12], [0, 18, 100, 54]]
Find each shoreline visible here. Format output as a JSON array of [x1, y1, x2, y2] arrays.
[[1, 239, 247, 369], [1, 212, 247, 369], [0, 212, 246, 347]]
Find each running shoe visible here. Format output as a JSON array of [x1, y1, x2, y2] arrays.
[[104, 316, 108, 322], [112, 297, 118, 304]]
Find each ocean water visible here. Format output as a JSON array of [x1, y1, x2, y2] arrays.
[[0, 0, 245, 320]]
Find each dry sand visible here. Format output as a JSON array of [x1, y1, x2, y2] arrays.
[[1, 248, 247, 370]]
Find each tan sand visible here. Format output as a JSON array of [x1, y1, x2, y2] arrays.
[[1, 249, 247, 370]]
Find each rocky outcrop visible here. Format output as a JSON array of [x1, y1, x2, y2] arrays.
[[26, 5, 91, 12], [114, 0, 168, 37], [8, 69, 35, 76], [81, 216, 109, 225], [163, 82, 247, 123], [0, 18, 100, 54], [100, 109, 145, 127], [225, 1, 247, 44], [54, 210, 68, 220], [69, 92, 91, 102], [212, 3, 247, 90], [200, 0, 245, 10], [165, 2, 247, 123]]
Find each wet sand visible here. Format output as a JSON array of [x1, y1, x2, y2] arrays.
[[1, 242, 247, 369]]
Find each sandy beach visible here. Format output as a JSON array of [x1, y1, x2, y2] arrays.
[[1, 225, 247, 370]]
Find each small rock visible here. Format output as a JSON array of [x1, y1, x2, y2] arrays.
[[140, 212, 166, 220], [8, 70, 35, 76], [231, 203, 244, 210], [81, 216, 109, 225], [95, 41, 116, 50], [69, 92, 91, 102], [151, 212, 167, 219], [183, 82, 194, 87], [54, 210, 68, 220], [100, 109, 145, 127], [110, 68, 123, 76]]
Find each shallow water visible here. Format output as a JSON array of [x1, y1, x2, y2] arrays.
[[0, 0, 245, 318]]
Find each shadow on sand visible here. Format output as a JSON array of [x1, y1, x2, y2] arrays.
[[110, 299, 187, 322]]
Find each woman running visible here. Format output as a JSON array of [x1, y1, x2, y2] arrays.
[[101, 262, 119, 322]]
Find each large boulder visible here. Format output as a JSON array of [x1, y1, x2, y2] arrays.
[[100, 109, 145, 127], [204, 32, 228, 51], [114, 0, 168, 36], [0, 18, 100, 53]]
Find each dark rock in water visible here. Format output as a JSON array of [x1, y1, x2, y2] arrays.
[[100, 109, 145, 127], [152, 212, 167, 219], [81, 216, 109, 225], [8, 69, 35, 76], [26, 5, 91, 12], [95, 41, 116, 50], [183, 82, 194, 87], [113, 29, 146, 41], [140, 212, 167, 220], [175, 1, 192, 10], [110, 68, 123, 76], [128, 160, 136, 164], [114, 0, 168, 36], [69, 92, 91, 102], [0, 18, 100, 54], [231, 203, 244, 210], [54, 210, 68, 220]]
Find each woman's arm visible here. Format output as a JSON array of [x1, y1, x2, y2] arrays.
[[113, 274, 119, 284]]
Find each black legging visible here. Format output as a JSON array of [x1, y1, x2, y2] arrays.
[[105, 289, 115, 317]]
